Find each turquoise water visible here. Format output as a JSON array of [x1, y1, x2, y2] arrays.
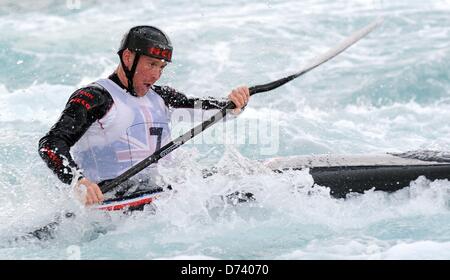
[[1, 0, 450, 259]]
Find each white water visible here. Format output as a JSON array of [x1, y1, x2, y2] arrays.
[[0, 0, 450, 259]]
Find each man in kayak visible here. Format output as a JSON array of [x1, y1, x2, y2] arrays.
[[38, 25, 250, 206]]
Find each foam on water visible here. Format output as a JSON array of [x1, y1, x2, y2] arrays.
[[0, 0, 449, 259]]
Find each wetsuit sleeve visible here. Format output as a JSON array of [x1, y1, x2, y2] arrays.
[[153, 85, 231, 110], [38, 85, 113, 185]]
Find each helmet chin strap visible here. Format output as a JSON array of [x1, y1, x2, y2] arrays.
[[119, 51, 141, 96]]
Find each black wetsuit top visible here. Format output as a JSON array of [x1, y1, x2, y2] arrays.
[[38, 73, 229, 185]]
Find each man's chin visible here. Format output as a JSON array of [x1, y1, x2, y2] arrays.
[[135, 87, 150, 97]]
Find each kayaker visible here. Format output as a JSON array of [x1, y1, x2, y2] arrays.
[[38, 25, 250, 206]]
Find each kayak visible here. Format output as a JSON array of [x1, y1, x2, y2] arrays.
[[264, 153, 450, 198], [97, 152, 450, 211]]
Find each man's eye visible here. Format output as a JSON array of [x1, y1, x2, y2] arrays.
[[148, 62, 166, 69]]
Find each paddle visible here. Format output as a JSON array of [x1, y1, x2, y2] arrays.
[[100, 18, 383, 194]]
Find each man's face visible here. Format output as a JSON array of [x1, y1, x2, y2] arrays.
[[126, 52, 168, 97]]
